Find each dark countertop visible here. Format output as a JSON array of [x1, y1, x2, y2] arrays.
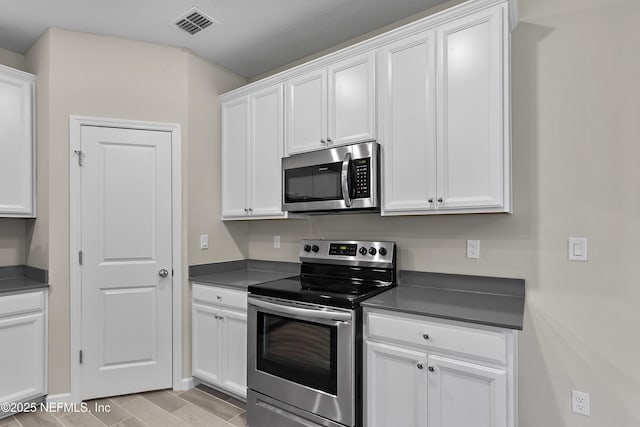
[[0, 266, 49, 295], [189, 260, 300, 290], [362, 271, 525, 330]]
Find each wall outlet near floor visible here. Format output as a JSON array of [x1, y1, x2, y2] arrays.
[[274, 235, 281, 249], [200, 234, 209, 250], [466, 240, 480, 259], [572, 390, 590, 416]]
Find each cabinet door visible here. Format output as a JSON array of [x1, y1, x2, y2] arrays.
[[0, 311, 45, 406], [365, 341, 428, 427], [192, 302, 222, 385], [0, 67, 35, 217], [328, 51, 376, 147], [285, 68, 327, 155], [436, 5, 506, 210], [250, 84, 285, 217], [379, 31, 437, 215], [427, 355, 507, 427], [221, 96, 250, 218], [220, 307, 247, 397]]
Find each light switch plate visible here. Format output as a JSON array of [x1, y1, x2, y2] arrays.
[[568, 237, 587, 261], [200, 234, 209, 250]]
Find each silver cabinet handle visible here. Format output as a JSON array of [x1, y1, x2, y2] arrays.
[[417, 362, 424, 370], [428, 198, 434, 204], [422, 333, 430, 340], [437, 197, 444, 203], [428, 366, 435, 372], [159, 269, 169, 278], [341, 152, 352, 207]]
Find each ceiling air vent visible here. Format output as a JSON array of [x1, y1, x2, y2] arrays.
[[172, 7, 217, 35]]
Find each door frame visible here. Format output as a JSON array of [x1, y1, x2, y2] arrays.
[[69, 115, 184, 402]]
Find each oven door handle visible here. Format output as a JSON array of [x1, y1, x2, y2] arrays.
[[249, 298, 352, 322], [341, 152, 352, 207]]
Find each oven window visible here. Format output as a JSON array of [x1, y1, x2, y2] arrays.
[[257, 313, 337, 395], [284, 162, 342, 203]]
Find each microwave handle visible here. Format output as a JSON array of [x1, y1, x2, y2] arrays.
[[341, 152, 352, 207]]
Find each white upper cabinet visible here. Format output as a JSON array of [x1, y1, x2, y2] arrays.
[[285, 69, 327, 155], [221, 96, 250, 218], [221, 83, 287, 220], [436, 5, 507, 211], [250, 84, 285, 217], [286, 51, 376, 155], [0, 64, 36, 217], [220, 0, 516, 217], [381, 2, 512, 215], [327, 52, 376, 147], [379, 31, 438, 214]]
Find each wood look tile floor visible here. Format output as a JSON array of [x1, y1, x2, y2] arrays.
[[2, 385, 247, 427]]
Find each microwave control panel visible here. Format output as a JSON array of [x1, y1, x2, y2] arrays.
[[353, 158, 370, 199]]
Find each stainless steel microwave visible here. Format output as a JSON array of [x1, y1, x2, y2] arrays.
[[282, 141, 379, 213]]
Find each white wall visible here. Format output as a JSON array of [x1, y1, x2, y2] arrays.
[[0, 47, 25, 71], [24, 28, 246, 394], [246, 0, 640, 425]]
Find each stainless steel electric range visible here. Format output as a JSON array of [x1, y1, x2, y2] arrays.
[[247, 239, 397, 427]]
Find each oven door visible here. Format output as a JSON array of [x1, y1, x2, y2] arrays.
[[248, 295, 355, 426]]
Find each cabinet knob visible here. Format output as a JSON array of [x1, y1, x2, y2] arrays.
[[428, 366, 435, 372], [428, 198, 434, 204], [422, 333, 430, 340], [327, 138, 333, 144], [244, 208, 248, 212], [321, 139, 327, 144], [216, 295, 222, 300], [214, 315, 219, 320], [416, 362, 424, 370], [437, 197, 444, 203]]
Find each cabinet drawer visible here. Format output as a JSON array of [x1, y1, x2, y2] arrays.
[[192, 284, 247, 310], [366, 311, 506, 364], [0, 291, 44, 318]]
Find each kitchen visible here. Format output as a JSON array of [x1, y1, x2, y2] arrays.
[[0, 0, 638, 426]]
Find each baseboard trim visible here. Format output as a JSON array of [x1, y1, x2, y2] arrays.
[[174, 377, 198, 392], [46, 393, 74, 404]]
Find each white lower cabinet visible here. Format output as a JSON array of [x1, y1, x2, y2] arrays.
[[364, 308, 517, 427], [0, 290, 47, 414], [191, 283, 247, 398]]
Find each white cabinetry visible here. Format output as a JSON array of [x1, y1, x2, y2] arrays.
[[0, 290, 47, 414], [381, 3, 511, 215], [0, 65, 36, 217], [286, 51, 376, 155], [221, 83, 287, 220], [191, 283, 247, 398], [364, 309, 517, 427]]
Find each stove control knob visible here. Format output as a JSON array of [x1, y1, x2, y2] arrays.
[[369, 247, 377, 256], [303, 244, 311, 252], [311, 245, 320, 253], [379, 247, 387, 256], [359, 246, 368, 255]]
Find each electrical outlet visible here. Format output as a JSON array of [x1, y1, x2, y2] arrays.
[[572, 390, 590, 416], [273, 235, 281, 249], [466, 240, 480, 259], [200, 234, 209, 250]]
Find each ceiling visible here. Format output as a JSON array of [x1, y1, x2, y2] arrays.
[[0, 0, 450, 78]]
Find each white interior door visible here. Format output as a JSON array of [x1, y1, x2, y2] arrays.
[[80, 125, 173, 400]]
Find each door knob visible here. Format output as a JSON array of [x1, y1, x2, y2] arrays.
[[159, 269, 169, 278]]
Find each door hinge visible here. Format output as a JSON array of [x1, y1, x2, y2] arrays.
[[172, 269, 174, 277], [73, 150, 83, 166], [79, 250, 83, 265], [79, 350, 83, 364]]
